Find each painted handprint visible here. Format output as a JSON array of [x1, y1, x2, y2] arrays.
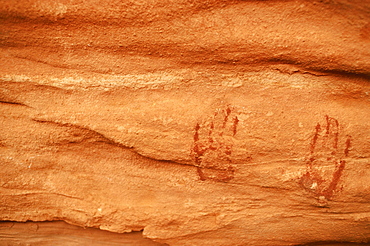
[[191, 105, 239, 182], [300, 115, 351, 201]]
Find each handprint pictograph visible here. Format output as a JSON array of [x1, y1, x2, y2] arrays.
[[300, 115, 351, 201], [191, 105, 239, 182]]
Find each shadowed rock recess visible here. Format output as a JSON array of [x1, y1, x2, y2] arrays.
[[0, 0, 369, 245]]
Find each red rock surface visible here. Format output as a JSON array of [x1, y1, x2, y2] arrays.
[[0, 0, 369, 245]]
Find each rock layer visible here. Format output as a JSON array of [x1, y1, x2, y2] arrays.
[[0, 221, 165, 246], [0, 0, 370, 245]]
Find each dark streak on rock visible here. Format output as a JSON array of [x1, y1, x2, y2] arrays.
[[0, 100, 29, 107], [31, 118, 193, 171], [32, 119, 128, 149]]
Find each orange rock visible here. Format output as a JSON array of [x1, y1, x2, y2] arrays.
[[0, 0, 369, 245]]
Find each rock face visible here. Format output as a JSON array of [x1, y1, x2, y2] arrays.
[[0, 0, 370, 245], [0, 221, 165, 246]]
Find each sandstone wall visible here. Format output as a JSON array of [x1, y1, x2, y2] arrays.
[[0, 0, 369, 245]]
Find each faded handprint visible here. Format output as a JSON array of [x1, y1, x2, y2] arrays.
[[192, 105, 239, 182], [300, 115, 351, 201]]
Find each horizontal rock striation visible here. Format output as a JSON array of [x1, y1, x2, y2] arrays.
[[0, 0, 369, 245]]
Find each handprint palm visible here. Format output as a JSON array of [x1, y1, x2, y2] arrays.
[[192, 105, 239, 182]]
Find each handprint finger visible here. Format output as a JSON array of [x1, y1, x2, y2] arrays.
[[323, 115, 339, 156]]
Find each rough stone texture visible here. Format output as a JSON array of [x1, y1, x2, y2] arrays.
[[0, 0, 370, 245], [0, 221, 165, 246], [0, 222, 367, 246]]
